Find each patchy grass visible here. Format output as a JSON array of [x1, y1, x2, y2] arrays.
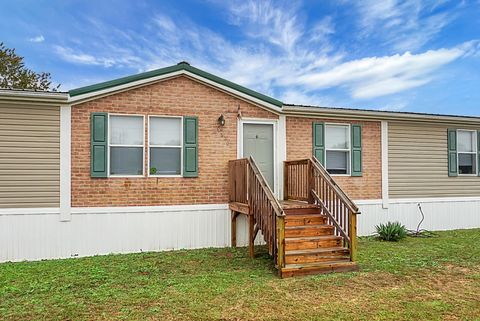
[[0, 229, 479, 321]]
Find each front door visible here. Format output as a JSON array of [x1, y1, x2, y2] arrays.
[[242, 123, 275, 190]]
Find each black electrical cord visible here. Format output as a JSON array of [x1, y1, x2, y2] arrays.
[[406, 203, 437, 238]]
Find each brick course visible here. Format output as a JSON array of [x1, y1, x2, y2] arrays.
[[71, 76, 278, 207], [286, 116, 382, 200]]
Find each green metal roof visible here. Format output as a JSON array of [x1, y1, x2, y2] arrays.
[[69, 62, 283, 107]]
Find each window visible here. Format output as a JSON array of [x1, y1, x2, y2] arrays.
[[109, 115, 144, 176], [457, 130, 477, 175], [325, 124, 350, 175], [149, 116, 182, 176]]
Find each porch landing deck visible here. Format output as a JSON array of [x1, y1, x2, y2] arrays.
[[229, 200, 318, 215], [279, 200, 319, 210]]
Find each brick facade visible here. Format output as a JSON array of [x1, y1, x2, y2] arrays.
[[71, 76, 278, 207], [286, 116, 382, 200]]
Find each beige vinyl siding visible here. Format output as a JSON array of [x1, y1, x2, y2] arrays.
[[0, 103, 60, 208], [389, 121, 480, 198]]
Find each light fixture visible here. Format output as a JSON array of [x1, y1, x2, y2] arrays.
[[218, 114, 225, 126]]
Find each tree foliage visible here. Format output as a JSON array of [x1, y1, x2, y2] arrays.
[[0, 42, 59, 91]]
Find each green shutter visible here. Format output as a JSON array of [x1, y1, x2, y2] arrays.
[[90, 112, 108, 178], [183, 116, 198, 177], [312, 122, 325, 165], [351, 124, 362, 177], [447, 128, 458, 177]]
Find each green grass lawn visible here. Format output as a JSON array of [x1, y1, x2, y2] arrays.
[[1, 229, 479, 321]]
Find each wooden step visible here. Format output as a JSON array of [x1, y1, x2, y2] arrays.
[[285, 214, 327, 227], [280, 261, 359, 278], [285, 224, 334, 238], [285, 247, 350, 264], [283, 207, 322, 215], [285, 235, 343, 250]]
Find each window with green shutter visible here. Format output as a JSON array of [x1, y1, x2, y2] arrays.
[[90, 112, 108, 178], [313, 122, 362, 176]]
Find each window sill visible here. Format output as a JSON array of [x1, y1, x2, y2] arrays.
[[148, 175, 183, 178], [108, 175, 145, 178]]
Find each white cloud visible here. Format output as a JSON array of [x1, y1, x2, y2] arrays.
[[51, 1, 478, 106], [291, 47, 468, 99], [352, 0, 459, 51], [224, 0, 304, 53], [28, 35, 45, 43], [53, 45, 141, 68], [153, 14, 176, 32]]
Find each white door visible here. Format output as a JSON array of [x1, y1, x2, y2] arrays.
[[242, 123, 275, 190]]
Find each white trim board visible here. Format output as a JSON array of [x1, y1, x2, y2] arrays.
[[59, 105, 72, 222], [277, 115, 287, 200], [389, 196, 480, 204], [71, 203, 229, 214], [381, 121, 389, 209]]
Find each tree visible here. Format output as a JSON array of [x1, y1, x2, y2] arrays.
[[0, 42, 59, 91]]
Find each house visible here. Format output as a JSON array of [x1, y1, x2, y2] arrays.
[[1, 62, 479, 276]]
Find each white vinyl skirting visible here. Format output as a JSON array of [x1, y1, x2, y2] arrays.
[[1, 198, 479, 263]]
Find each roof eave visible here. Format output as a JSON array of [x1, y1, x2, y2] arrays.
[[0, 89, 69, 105], [68, 63, 283, 112], [283, 105, 480, 125]]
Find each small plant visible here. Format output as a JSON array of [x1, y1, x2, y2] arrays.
[[375, 221, 407, 242]]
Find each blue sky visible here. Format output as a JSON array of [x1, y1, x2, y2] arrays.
[[1, 0, 480, 115]]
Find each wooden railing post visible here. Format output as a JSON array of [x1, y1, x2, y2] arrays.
[[307, 160, 314, 204], [349, 212, 358, 262], [276, 215, 285, 271], [283, 161, 288, 200]]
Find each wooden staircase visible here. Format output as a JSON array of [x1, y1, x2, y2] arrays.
[[281, 202, 358, 277], [229, 157, 360, 278]]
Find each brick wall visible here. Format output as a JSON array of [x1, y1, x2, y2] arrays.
[[286, 116, 382, 200], [71, 76, 278, 207]]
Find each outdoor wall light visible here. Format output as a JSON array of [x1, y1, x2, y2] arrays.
[[218, 114, 225, 126]]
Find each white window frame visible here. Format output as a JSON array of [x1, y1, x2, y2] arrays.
[[148, 115, 184, 178], [325, 123, 351, 176], [107, 113, 145, 178], [457, 129, 478, 176]]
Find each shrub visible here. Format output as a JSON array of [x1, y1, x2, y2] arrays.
[[375, 221, 407, 241]]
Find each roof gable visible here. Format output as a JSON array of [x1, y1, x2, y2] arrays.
[[68, 62, 283, 110]]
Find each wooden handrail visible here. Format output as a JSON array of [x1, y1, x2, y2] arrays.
[[284, 157, 359, 261], [228, 157, 285, 269], [247, 157, 284, 218], [311, 190, 350, 243], [310, 157, 359, 213]]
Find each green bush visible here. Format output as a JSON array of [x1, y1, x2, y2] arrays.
[[375, 221, 407, 241]]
